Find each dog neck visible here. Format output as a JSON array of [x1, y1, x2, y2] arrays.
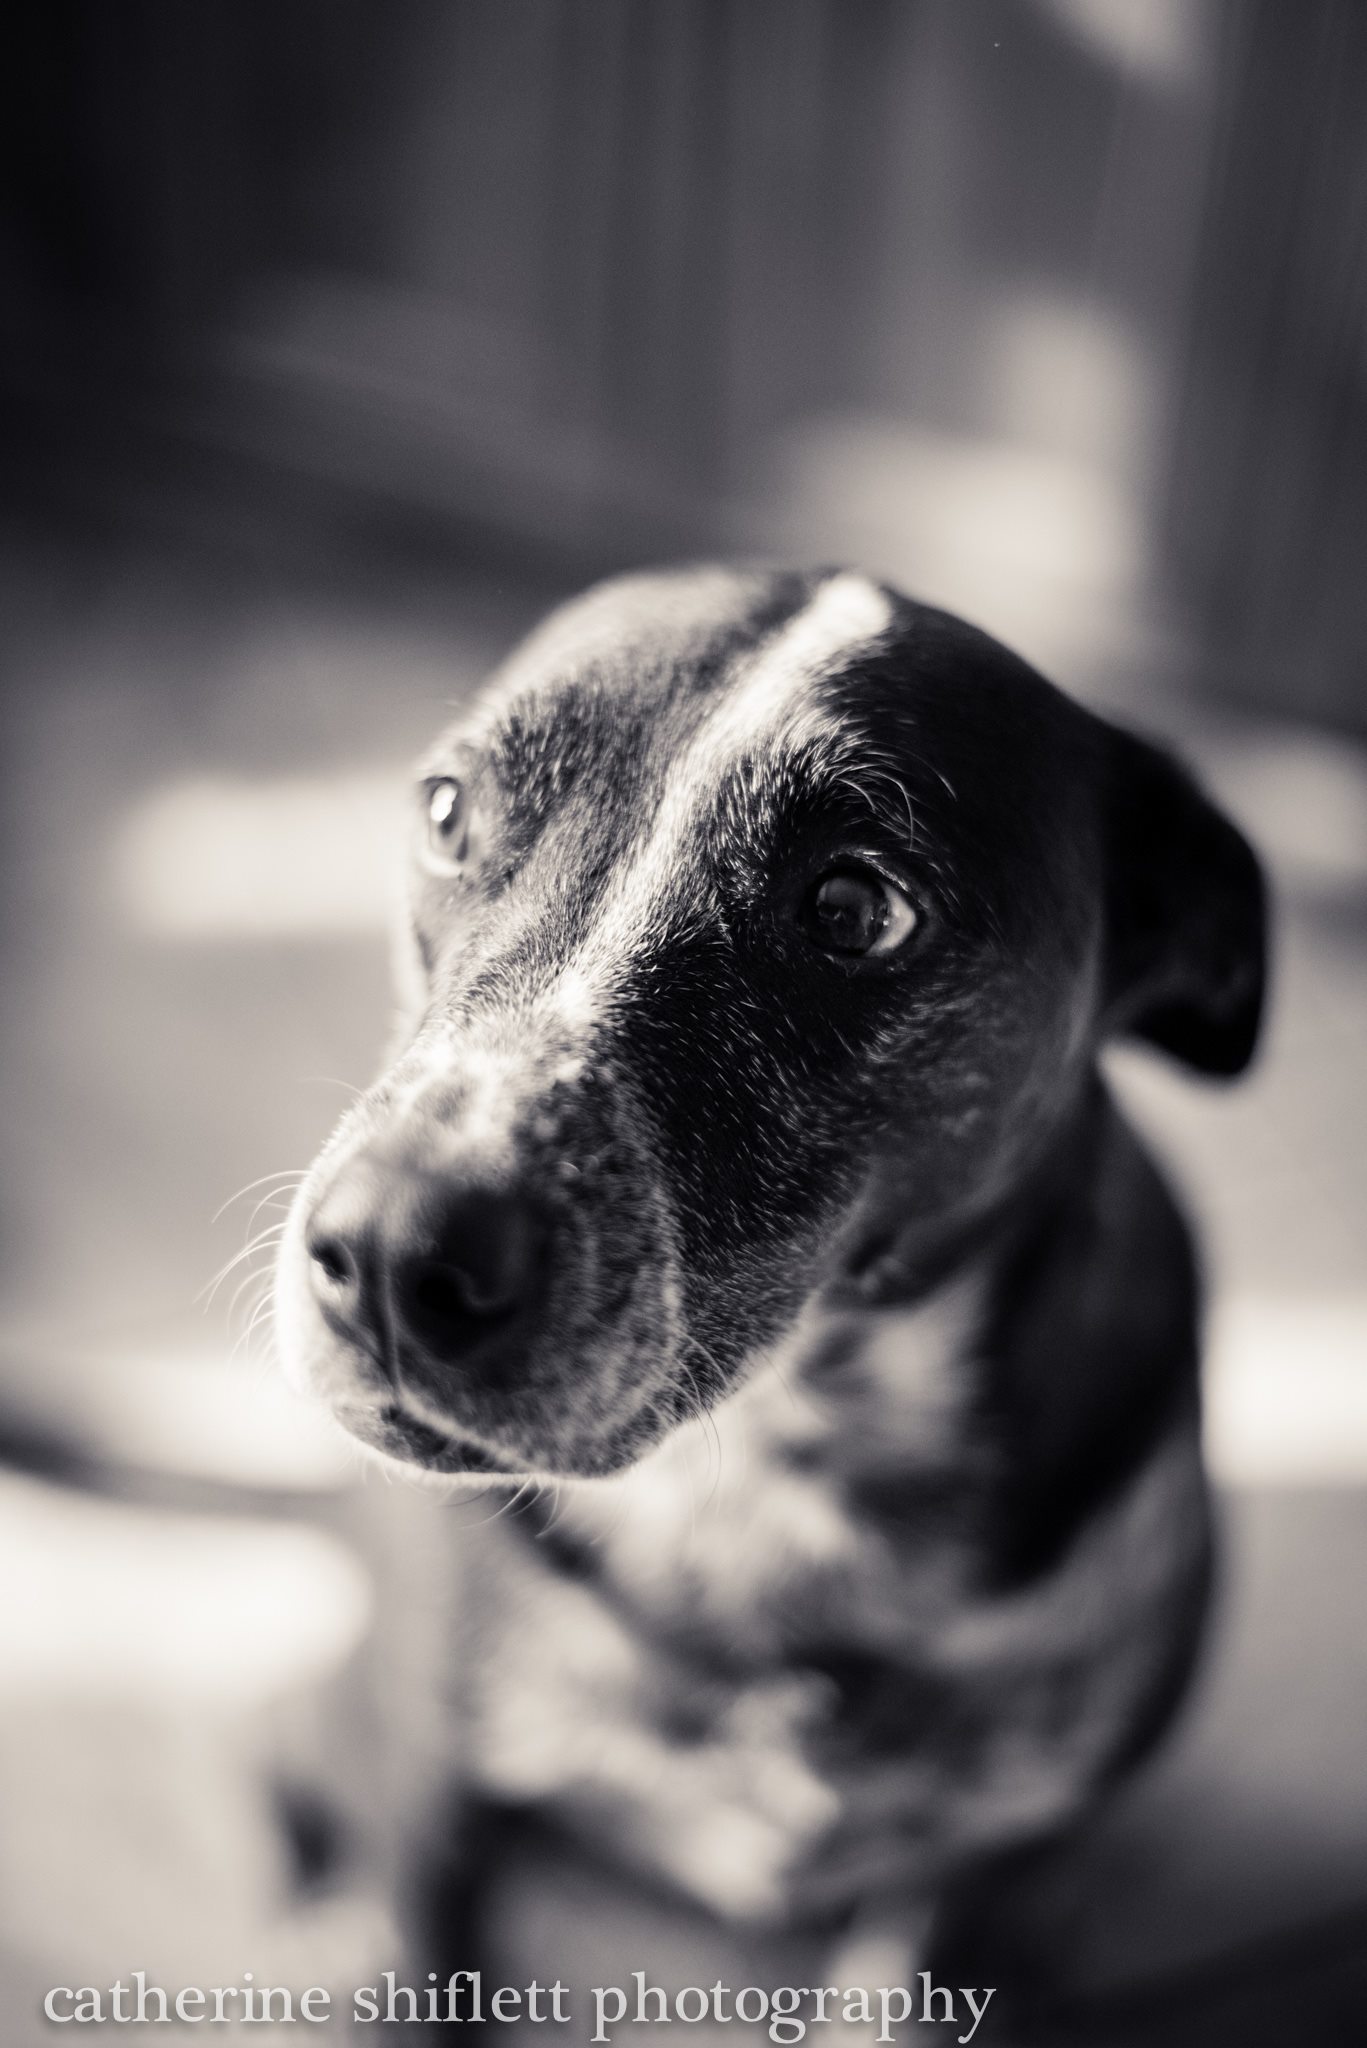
[[536, 1261, 989, 1665], [528, 1075, 1199, 1655]]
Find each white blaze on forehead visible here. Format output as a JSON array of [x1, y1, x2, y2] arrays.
[[394, 572, 892, 1121], [747, 571, 894, 703], [687, 570, 892, 766], [577, 572, 893, 988]]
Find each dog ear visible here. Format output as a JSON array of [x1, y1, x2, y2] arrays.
[[1102, 727, 1268, 1076]]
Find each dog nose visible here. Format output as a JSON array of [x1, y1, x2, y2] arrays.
[[305, 1149, 544, 1371], [390, 1184, 543, 1362]]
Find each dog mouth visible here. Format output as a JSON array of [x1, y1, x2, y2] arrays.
[[334, 1397, 522, 1478], [326, 1300, 701, 1479]]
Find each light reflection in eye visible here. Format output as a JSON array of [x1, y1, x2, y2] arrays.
[[424, 777, 469, 868]]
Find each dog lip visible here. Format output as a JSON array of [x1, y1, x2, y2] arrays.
[[386, 1402, 516, 1471], [336, 1396, 519, 1475]]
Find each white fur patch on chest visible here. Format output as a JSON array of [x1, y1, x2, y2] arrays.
[[553, 1273, 983, 1657]]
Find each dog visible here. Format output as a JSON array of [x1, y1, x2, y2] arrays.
[[274, 566, 1266, 2014]]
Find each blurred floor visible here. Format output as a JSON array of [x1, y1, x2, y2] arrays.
[[1, 515, 1365, 2040]]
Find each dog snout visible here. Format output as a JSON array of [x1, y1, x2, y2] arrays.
[[305, 1146, 547, 1376]]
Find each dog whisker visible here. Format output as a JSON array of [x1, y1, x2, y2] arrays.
[[200, 1221, 290, 1308], [211, 1168, 308, 1225]]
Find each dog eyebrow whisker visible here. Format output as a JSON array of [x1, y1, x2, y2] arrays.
[[868, 768, 917, 850]]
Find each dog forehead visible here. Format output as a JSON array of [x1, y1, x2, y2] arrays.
[[463, 570, 1089, 779], [470, 567, 897, 789], [489, 566, 814, 702], [414, 572, 900, 1025]]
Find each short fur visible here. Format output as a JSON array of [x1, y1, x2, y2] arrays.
[[275, 568, 1266, 1953]]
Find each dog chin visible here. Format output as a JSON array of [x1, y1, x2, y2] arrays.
[[330, 1384, 675, 1486], [333, 1398, 523, 1481]]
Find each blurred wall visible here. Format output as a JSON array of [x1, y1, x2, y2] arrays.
[[4, 0, 1365, 720], [1165, 0, 1367, 732]]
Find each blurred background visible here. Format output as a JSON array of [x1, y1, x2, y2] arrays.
[[2, 2, 1365, 2041]]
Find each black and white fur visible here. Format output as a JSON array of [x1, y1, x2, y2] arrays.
[[275, 567, 1266, 1975]]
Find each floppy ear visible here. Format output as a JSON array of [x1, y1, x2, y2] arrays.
[[1102, 727, 1268, 1077]]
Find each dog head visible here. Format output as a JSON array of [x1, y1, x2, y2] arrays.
[[274, 568, 1265, 1480]]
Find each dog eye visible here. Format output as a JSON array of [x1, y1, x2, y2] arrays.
[[422, 778, 469, 869], [801, 866, 916, 958]]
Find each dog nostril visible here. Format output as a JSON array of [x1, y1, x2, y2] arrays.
[[389, 1190, 543, 1364], [303, 1189, 385, 1355], [309, 1233, 356, 1291], [405, 1260, 511, 1329]]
